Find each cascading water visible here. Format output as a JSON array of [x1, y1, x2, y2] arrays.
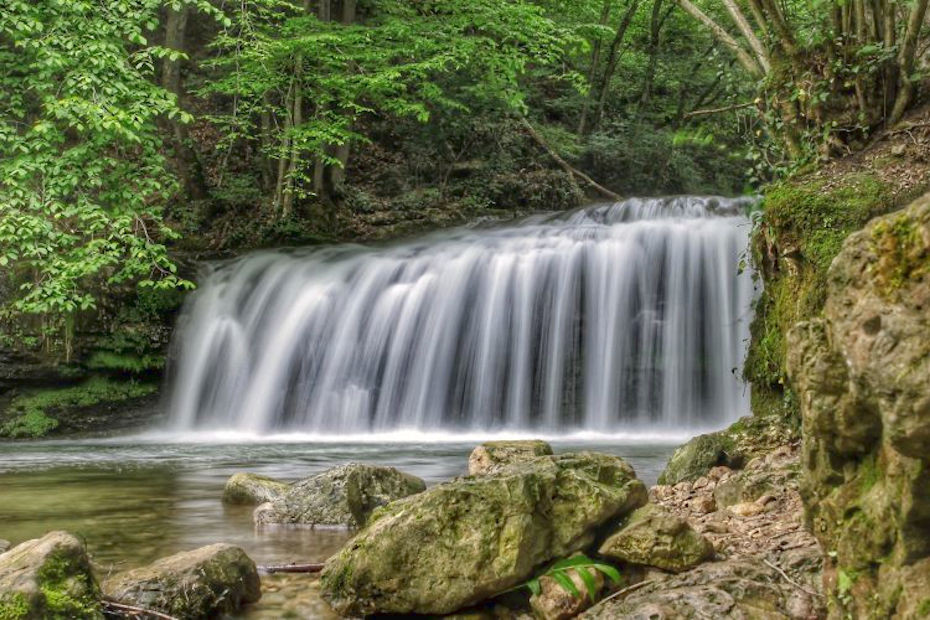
[[167, 196, 755, 434]]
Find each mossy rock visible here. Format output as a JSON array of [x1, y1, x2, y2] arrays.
[[0, 531, 102, 619], [253, 463, 425, 528], [320, 452, 647, 616], [467, 439, 554, 476], [598, 504, 713, 573], [223, 472, 290, 505], [103, 543, 261, 618]]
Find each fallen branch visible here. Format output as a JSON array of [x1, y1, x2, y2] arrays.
[[683, 101, 756, 119], [519, 118, 622, 202], [762, 559, 823, 599], [258, 562, 325, 574], [102, 599, 179, 620]]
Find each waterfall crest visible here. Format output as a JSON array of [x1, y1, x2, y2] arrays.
[[168, 196, 755, 434]]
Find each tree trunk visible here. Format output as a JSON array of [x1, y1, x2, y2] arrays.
[[890, 0, 929, 124], [578, 0, 613, 135], [592, 0, 641, 131]]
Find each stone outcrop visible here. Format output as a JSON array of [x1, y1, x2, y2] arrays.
[[253, 463, 425, 527], [103, 543, 261, 618], [320, 452, 647, 616], [223, 472, 290, 505], [598, 503, 713, 573], [580, 557, 821, 619], [467, 439, 553, 475], [0, 531, 102, 619], [787, 193, 930, 618]]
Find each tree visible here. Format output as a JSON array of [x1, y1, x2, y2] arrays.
[[0, 0, 207, 353], [200, 0, 579, 218], [674, 0, 930, 158]]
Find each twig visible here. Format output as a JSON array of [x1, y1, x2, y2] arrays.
[[258, 562, 325, 574], [519, 117, 622, 202], [587, 578, 656, 611], [762, 559, 823, 598], [683, 101, 756, 119], [102, 599, 180, 620]]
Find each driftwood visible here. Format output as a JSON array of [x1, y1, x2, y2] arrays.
[[258, 562, 326, 574], [520, 117, 622, 202], [102, 599, 180, 620], [683, 101, 756, 119]]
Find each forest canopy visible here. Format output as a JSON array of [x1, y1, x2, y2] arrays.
[[2, 0, 929, 352]]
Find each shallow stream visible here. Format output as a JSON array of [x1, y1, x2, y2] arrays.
[[0, 434, 677, 618]]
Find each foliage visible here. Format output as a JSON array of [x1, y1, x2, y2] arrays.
[[0, 0, 200, 332], [515, 554, 621, 600], [0, 377, 156, 438]]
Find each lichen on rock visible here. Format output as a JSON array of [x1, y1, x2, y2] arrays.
[[319, 451, 647, 616]]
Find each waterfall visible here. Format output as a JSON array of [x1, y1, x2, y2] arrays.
[[167, 196, 755, 434]]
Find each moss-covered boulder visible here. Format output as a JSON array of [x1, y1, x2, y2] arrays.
[[253, 463, 425, 528], [787, 192, 930, 618], [598, 504, 713, 573], [223, 472, 290, 505], [320, 452, 647, 616], [103, 543, 260, 618], [0, 531, 102, 619], [468, 439, 553, 476], [657, 433, 740, 485]]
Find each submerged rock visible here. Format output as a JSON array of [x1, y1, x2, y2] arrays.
[[580, 557, 821, 619], [787, 193, 930, 618], [0, 531, 102, 619], [320, 452, 647, 616], [254, 462, 425, 528], [468, 439, 553, 476], [598, 504, 713, 573], [0, 539, 9, 553], [223, 472, 290, 505], [103, 543, 261, 618]]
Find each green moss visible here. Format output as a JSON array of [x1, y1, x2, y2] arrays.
[[0, 593, 30, 620], [0, 377, 157, 439], [745, 173, 898, 419], [870, 210, 929, 297], [35, 549, 101, 619], [858, 453, 882, 492], [917, 598, 930, 615]]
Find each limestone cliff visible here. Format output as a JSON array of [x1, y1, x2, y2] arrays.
[[787, 193, 930, 618]]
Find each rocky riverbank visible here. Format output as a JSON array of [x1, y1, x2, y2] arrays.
[[0, 438, 824, 619]]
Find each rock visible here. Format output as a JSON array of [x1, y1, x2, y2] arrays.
[[254, 463, 425, 528], [223, 472, 290, 505], [728, 501, 764, 518], [320, 452, 647, 616], [787, 192, 930, 618], [468, 439, 554, 476], [657, 433, 739, 485], [580, 557, 821, 619], [692, 495, 716, 515], [530, 562, 605, 620], [598, 504, 713, 573], [713, 458, 796, 509], [0, 531, 102, 619], [103, 543, 261, 618], [0, 539, 9, 553]]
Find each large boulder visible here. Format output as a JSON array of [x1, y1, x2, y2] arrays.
[[254, 463, 425, 527], [103, 543, 261, 618], [580, 557, 821, 619], [468, 439, 553, 476], [320, 452, 647, 616], [787, 193, 930, 618], [0, 531, 102, 619], [657, 433, 740, 486], [223, 472, 290, 505], [598, 504, 713, 573]]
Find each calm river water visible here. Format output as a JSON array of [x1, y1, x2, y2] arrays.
[[0, 435, 677, 618]]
